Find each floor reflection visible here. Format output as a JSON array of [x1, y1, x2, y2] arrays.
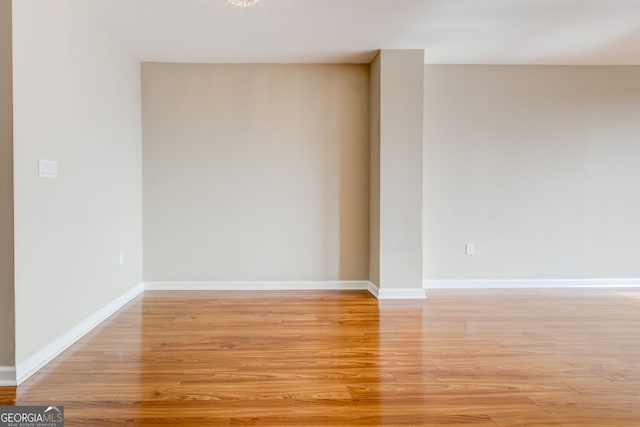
[[2, 289, 640, 424]]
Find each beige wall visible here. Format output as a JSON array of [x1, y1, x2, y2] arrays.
[[423, 65, 640, 280], [12, 0, 143, 364], [0, 0, 14, 366], [369, 54, 381, 286], [142, 63, 369, 282]]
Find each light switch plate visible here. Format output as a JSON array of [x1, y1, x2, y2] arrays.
[[39, 159, 58, 178]]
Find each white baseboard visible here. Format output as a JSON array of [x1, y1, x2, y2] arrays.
[[144, 281, 372, 292], [16, 282, 144, 385], [424, 278, 640, 289], [0, 366, 16, 386], [367, 282, 379, 298], [376, 287, 427, 300], [368, 282, 427, 300], [145, 281, 427, 300]]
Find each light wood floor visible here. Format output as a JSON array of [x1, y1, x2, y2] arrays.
[[1, 289, 640, 426]]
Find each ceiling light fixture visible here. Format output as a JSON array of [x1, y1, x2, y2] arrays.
[[228, 0, 259, 7]]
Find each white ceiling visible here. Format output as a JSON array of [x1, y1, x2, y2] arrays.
[[87, 0, 640, 64]]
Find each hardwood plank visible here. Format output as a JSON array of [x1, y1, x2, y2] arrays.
[[1, 289, 640, 425]]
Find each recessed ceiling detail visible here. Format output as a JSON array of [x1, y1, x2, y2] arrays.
[[85, 0, 640, 65]]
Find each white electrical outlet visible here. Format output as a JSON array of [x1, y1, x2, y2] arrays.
[[466, 243, 475, 255], [119, 251, 125, 266], [38, 159, 58, 178]]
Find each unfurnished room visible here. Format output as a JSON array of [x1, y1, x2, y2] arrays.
[[1, 0, 640, 425]]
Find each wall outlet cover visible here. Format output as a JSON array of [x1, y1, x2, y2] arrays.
[[39, 159, 58, 178]]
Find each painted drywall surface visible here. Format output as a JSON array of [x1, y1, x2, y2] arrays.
[[12, 0, 142, 364], [369, 53, 381, 286], [0, 0, 14, 366], [142, 63, 370, 281], [423, 65, 640, 280], [378, 50, 424, 289]]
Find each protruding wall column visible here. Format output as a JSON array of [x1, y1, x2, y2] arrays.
[[369, 50, 425, 299]]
